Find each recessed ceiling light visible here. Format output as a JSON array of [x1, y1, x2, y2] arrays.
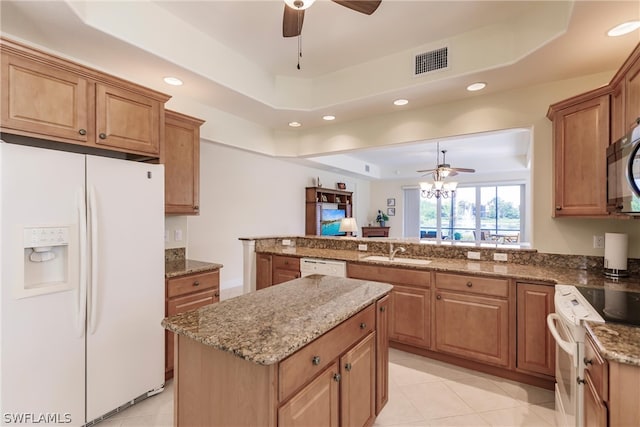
[[288, 121, 302, 127], [163, 76, 183, 86], [607, 21, 640, 37], [322, 115, 336, 121], [393, 99, 409, 106], [466, 82, 487, 92]]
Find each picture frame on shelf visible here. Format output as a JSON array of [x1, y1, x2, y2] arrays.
[[336, 182, 346, 190], [387, 198, 395, 207], [387, 208, 395, 216], [321, 195, 328, 202]]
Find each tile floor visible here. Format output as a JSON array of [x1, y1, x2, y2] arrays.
[[97, 348, 555, 426]]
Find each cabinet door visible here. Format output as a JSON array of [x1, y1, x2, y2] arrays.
[[389, 285, 430, 348], [340, 333, 375, 427], [256, 253, 273, 290], [434, 291, 509, 367], [553, 94, 610, 216], [611, 81, 626, 142], [375, 295, 389, 415], [516, 283, 555, 376], [273, 269, 300, 285], [164, 110, 203, 215], [166, 289, 219, 379], [1, 52, 90, 143], [583, 371, 607, 427], [278, 363, 339, 427], [625, 54, 640, 133], [95, 82, 162, 155]]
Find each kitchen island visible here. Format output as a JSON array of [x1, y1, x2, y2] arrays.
[[162, 274, 392, 427]]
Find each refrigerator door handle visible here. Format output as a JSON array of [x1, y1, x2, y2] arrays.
[[76, 188, 87, 337], [88, 185, 99, 334]]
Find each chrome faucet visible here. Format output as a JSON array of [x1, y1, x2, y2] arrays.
[[389, 243, 406, 261]]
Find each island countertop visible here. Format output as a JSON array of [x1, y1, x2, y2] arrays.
[[161, 274, 392, 365]]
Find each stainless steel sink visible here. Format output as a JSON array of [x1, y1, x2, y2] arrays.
[[362, 255, 432, 266]]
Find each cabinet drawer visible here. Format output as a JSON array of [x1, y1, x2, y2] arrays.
[[348, 263, 430, 288], [585, 333, 608, 401], [167, 288, 219, 316], [167, 270, 219, 298], [272, 255, 300, 272], [435, 272, 508, 298], [279, 304, 375, 402]]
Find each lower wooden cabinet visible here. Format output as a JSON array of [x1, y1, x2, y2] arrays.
[[278, 363, 339, 427], [389, 285, 430, 348], [434, 273, 510, 367], [584, 370, 607, 427], [516, 282, 555, 377], [375, 295, 389, 415], [256, 254, 301, 289], [256, 253, 273, 290], [165, 269, 220, 379], [339, 333, 376, 427]]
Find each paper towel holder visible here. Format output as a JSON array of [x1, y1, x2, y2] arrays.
[[603, 232, 629, 278]]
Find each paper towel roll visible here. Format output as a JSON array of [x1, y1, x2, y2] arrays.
[[604, 232, 628, 271]]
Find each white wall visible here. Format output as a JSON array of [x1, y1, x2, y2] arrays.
[[186, 141, 370, 290]]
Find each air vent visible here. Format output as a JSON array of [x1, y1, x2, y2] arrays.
[[414, 47, 448, 76]]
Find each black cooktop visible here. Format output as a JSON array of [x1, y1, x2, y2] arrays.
[[576, 286, 640, 326]]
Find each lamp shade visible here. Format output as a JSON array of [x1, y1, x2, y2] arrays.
[[339, 217, 358, 234]]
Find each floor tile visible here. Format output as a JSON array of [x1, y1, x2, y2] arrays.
[[401, 381, 475, 420], [374, 385, 425, 426], [528, 401, 556, 426], [429, 413, 490, 426], [444, 376, 522, 412], [478, 405, 553, 427], [490, 377, 555, 405]]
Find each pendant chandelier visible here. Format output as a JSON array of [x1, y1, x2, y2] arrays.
[[417, 144, 474, 199]]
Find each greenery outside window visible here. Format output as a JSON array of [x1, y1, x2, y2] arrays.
[[420, 184, 524, 242]]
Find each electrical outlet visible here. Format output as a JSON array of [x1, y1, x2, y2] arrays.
[[358, 244, 368, 251], [467, 251, 481, 260], [282, 239, 291, 246], [174, 229, 183, 242], [593, 235, 605, 249], [493, 253, 508, 262]]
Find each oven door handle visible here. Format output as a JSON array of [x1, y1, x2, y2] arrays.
[[547, 313, 577, 365]]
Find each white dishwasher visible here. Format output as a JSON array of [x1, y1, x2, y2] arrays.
[[300, 258, 347, 277]]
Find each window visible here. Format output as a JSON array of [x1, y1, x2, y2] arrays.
[[419, 184, 524, 242]]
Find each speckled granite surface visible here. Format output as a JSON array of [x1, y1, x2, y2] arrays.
[[162, 275, 392, 365], [586, 322, 640, 366], [164, 248, 222, 278]]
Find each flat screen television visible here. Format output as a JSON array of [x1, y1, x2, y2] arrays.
[[321, 209, 346, 236]]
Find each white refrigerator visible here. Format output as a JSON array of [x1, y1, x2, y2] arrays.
[[0, 142, 165, 425]]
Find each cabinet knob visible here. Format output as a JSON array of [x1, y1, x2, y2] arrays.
[[359, 322, 367, 329], [577, 377, 586, 385], [78, 129, 87, 136], [436, 295, 442, 300], [99, 133, 107, 139], [194, 205, 199, 210], [193, 281, 200, 286], [555, 206, 562, 211], [380, 306, 386, 312], [333, 373, 341, 382], [466, 281, 473, 288], [312, 356, 321, 365], [584, 357, 593, 366], [214, 291, 220, 297], [636, 117, 640, 125], [344, 363, 352, 372]]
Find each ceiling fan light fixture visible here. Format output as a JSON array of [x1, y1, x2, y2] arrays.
[[322, 115, 336, 121], [393, 99, 409, 106], [466, 82, 486, 92], [288, 121, 302, 127], [284, 0, 316, 10], [607, 20, 640, 37]]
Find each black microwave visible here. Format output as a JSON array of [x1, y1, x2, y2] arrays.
[[607, 124, 640, 215]]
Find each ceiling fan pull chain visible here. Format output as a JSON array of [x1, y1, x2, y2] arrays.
[[297, 12, 302, 70]]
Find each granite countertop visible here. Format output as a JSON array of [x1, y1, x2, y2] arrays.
[[165, 259, 223, 278], [162, 275, 392, 365], [256, 246, 640, 292], [585, 322, 640, 366]]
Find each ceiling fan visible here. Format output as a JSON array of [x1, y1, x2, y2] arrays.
[[417, 144, 476, 179], [283, 0, 382, 38]]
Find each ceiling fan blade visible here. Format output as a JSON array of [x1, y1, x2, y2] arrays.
[[283, 5, 305, 37], [331, 0, 381, 15], [451, 167, 476, 173], [417, 168, 436, 174]]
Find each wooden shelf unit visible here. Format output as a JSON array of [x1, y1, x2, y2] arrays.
[[305, 187, 353, 236]]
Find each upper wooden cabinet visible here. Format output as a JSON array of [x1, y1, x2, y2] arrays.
[[610, 42, 640, 137], [548, 89, 611, 217], [163, 110, 204, 215], [0, 37, 170, 157]]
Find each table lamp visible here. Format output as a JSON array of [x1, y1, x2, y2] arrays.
[[339, 217, 358, 237]]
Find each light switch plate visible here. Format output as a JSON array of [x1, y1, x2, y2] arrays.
[[282, 239, 291, 246], [174, 229, 183, 242], [358, 244, 368, 251], [493, 253, 508, 262]]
